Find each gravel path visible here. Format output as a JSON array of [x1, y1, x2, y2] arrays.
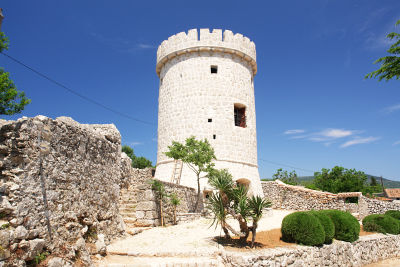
[[107, 209, 293, 256]]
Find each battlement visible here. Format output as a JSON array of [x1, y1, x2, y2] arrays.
[[156, 29, 257, 76]]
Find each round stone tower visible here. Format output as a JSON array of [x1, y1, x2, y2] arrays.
[[154, 29, 263, 196]]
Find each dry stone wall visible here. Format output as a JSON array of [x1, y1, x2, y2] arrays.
[[222, 233, 400, 267], [0, 116, 125, 266], [120, 166, 201, 226], [262, 180, 400, 217]]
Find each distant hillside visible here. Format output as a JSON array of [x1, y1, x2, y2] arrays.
[[296, 175, 400, 189]]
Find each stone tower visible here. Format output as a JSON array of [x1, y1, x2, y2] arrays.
[[154, 29, 263, 196]]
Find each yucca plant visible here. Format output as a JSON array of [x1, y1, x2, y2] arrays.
[[207, 169, 271, 247]]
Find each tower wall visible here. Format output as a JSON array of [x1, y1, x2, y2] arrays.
[[154, 29, 263, 196]]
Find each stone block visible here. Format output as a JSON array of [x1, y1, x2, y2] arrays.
[[136, 201, 157, 211]]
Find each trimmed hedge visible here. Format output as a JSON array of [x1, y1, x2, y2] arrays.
[[281, 211, 325, 246], [320, 210, 360, 242], [385, 210, 400, 221], [363, 221, 386, 234], [308, 210, 335, 244], [362, 214, 400, 235]]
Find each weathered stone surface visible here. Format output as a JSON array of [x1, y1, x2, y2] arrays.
[[0, 116, 124, 266], [262, 180, 400, 218], [223, 234, 400, 267]]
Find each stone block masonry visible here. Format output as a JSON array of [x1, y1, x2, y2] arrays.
[[222, 233, 400, 266], [0, 116, 125, 266], [119, 162, 201, 227], [262, 180, 400, 218], [155, 29, 263, 197]]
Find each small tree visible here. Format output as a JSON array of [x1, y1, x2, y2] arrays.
[[165, 136, 216, 212], [169, 193, 181, 225], [314, 166, 367, 193], [149, 179, 167, 226], [272, 168, 299, 185], [122, 145, 153, 169], [0, 30, 31, 115], [365, 19, 400, 81], [208, 169, 271, 247]]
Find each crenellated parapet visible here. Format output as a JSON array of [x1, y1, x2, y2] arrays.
[[156, 29, 257, 76]]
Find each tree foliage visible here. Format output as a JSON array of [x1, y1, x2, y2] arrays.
[[365, 20, 400, 81], [207, 169, 271, 247], [0, 31, 30, 115], [165, 136, 216, 211], [122, 145, 153, 169], [272, 168, 299, 185], [313, 166, 367, 193]]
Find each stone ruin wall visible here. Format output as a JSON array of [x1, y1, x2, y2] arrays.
[[0, 116, 125, 266], [120, 158, 201, 227], [262, 180, 400, 218]]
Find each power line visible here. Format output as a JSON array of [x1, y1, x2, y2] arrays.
[[258, 158, 315, 173], [1, 52, 155, 126]]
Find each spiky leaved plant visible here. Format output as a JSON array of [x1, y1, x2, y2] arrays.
[[149, 179, 167, 226], [169, 192, 181, 225], [207, 169, 271, 247]]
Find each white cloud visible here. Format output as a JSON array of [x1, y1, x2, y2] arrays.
[[319, 128, 355, 138], [340, 137, 380, 148], [284, 129, 305, 135], [129, 142, 143, 147], [393, 140, 400, 146], [383, 103, 400, 114], [137, 43, 155, 49]]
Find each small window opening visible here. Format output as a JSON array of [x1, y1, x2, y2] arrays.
[[213, 134, 216, 139], [234, 104, 246, 128], [208, 118, 212, 122], [211, 65, 218, 74]]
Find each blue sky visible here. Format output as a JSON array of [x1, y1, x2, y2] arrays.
[[1, 1, 399, 180]]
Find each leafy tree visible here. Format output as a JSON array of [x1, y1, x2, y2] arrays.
[[165, 136, 216, 212], [365, 20, 400, 81], [313, 166, 367, 193], [122, 145, 153, 169], [169, 193, 181, 225], [149, 179, 167, 226], [370, 176, 378, 187], [0, 31, 31, 115], [207, 169, 271, 247], [272, 168, 299, 185]]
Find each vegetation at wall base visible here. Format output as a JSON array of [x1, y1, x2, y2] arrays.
[[308, 210, 335, 244], [319, 210, 360, 242], [362, 214, 400, 235], [272, 168, 299, 185], [385, 210, 400, 221], [281, 211, 325, 246]]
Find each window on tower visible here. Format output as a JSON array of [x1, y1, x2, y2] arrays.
[[234, 104, 246, 128], [211, 65, 218, 74]]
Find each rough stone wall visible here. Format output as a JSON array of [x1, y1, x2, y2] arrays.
[[262, 180, 400, 217], [0, 116, 125, 266], [262, 180, 346, 211], [120, 167, 201, 226], [155, 29, 263, 197], [223, 233, 400, 267]]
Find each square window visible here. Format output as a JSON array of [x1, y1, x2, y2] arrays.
[[211, 65, 218, 74], [208, 118, 212, 122]]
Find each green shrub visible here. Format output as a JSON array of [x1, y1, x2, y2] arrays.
[[320, 210, 360, 242], [385, 210, 400, 221], [362, 214, 400, 235], [363, 221, 386, 234], [308, 210, 335, 244], [281, 211, 325, 246]]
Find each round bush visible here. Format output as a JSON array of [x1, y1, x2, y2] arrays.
[[385, 210, 400, 221], [281, 211, 325, 246], [308, 210, 335, 244], [362, 214, 400, 235], [363, 221, 386, 234], [320, 210, 360, 242]]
